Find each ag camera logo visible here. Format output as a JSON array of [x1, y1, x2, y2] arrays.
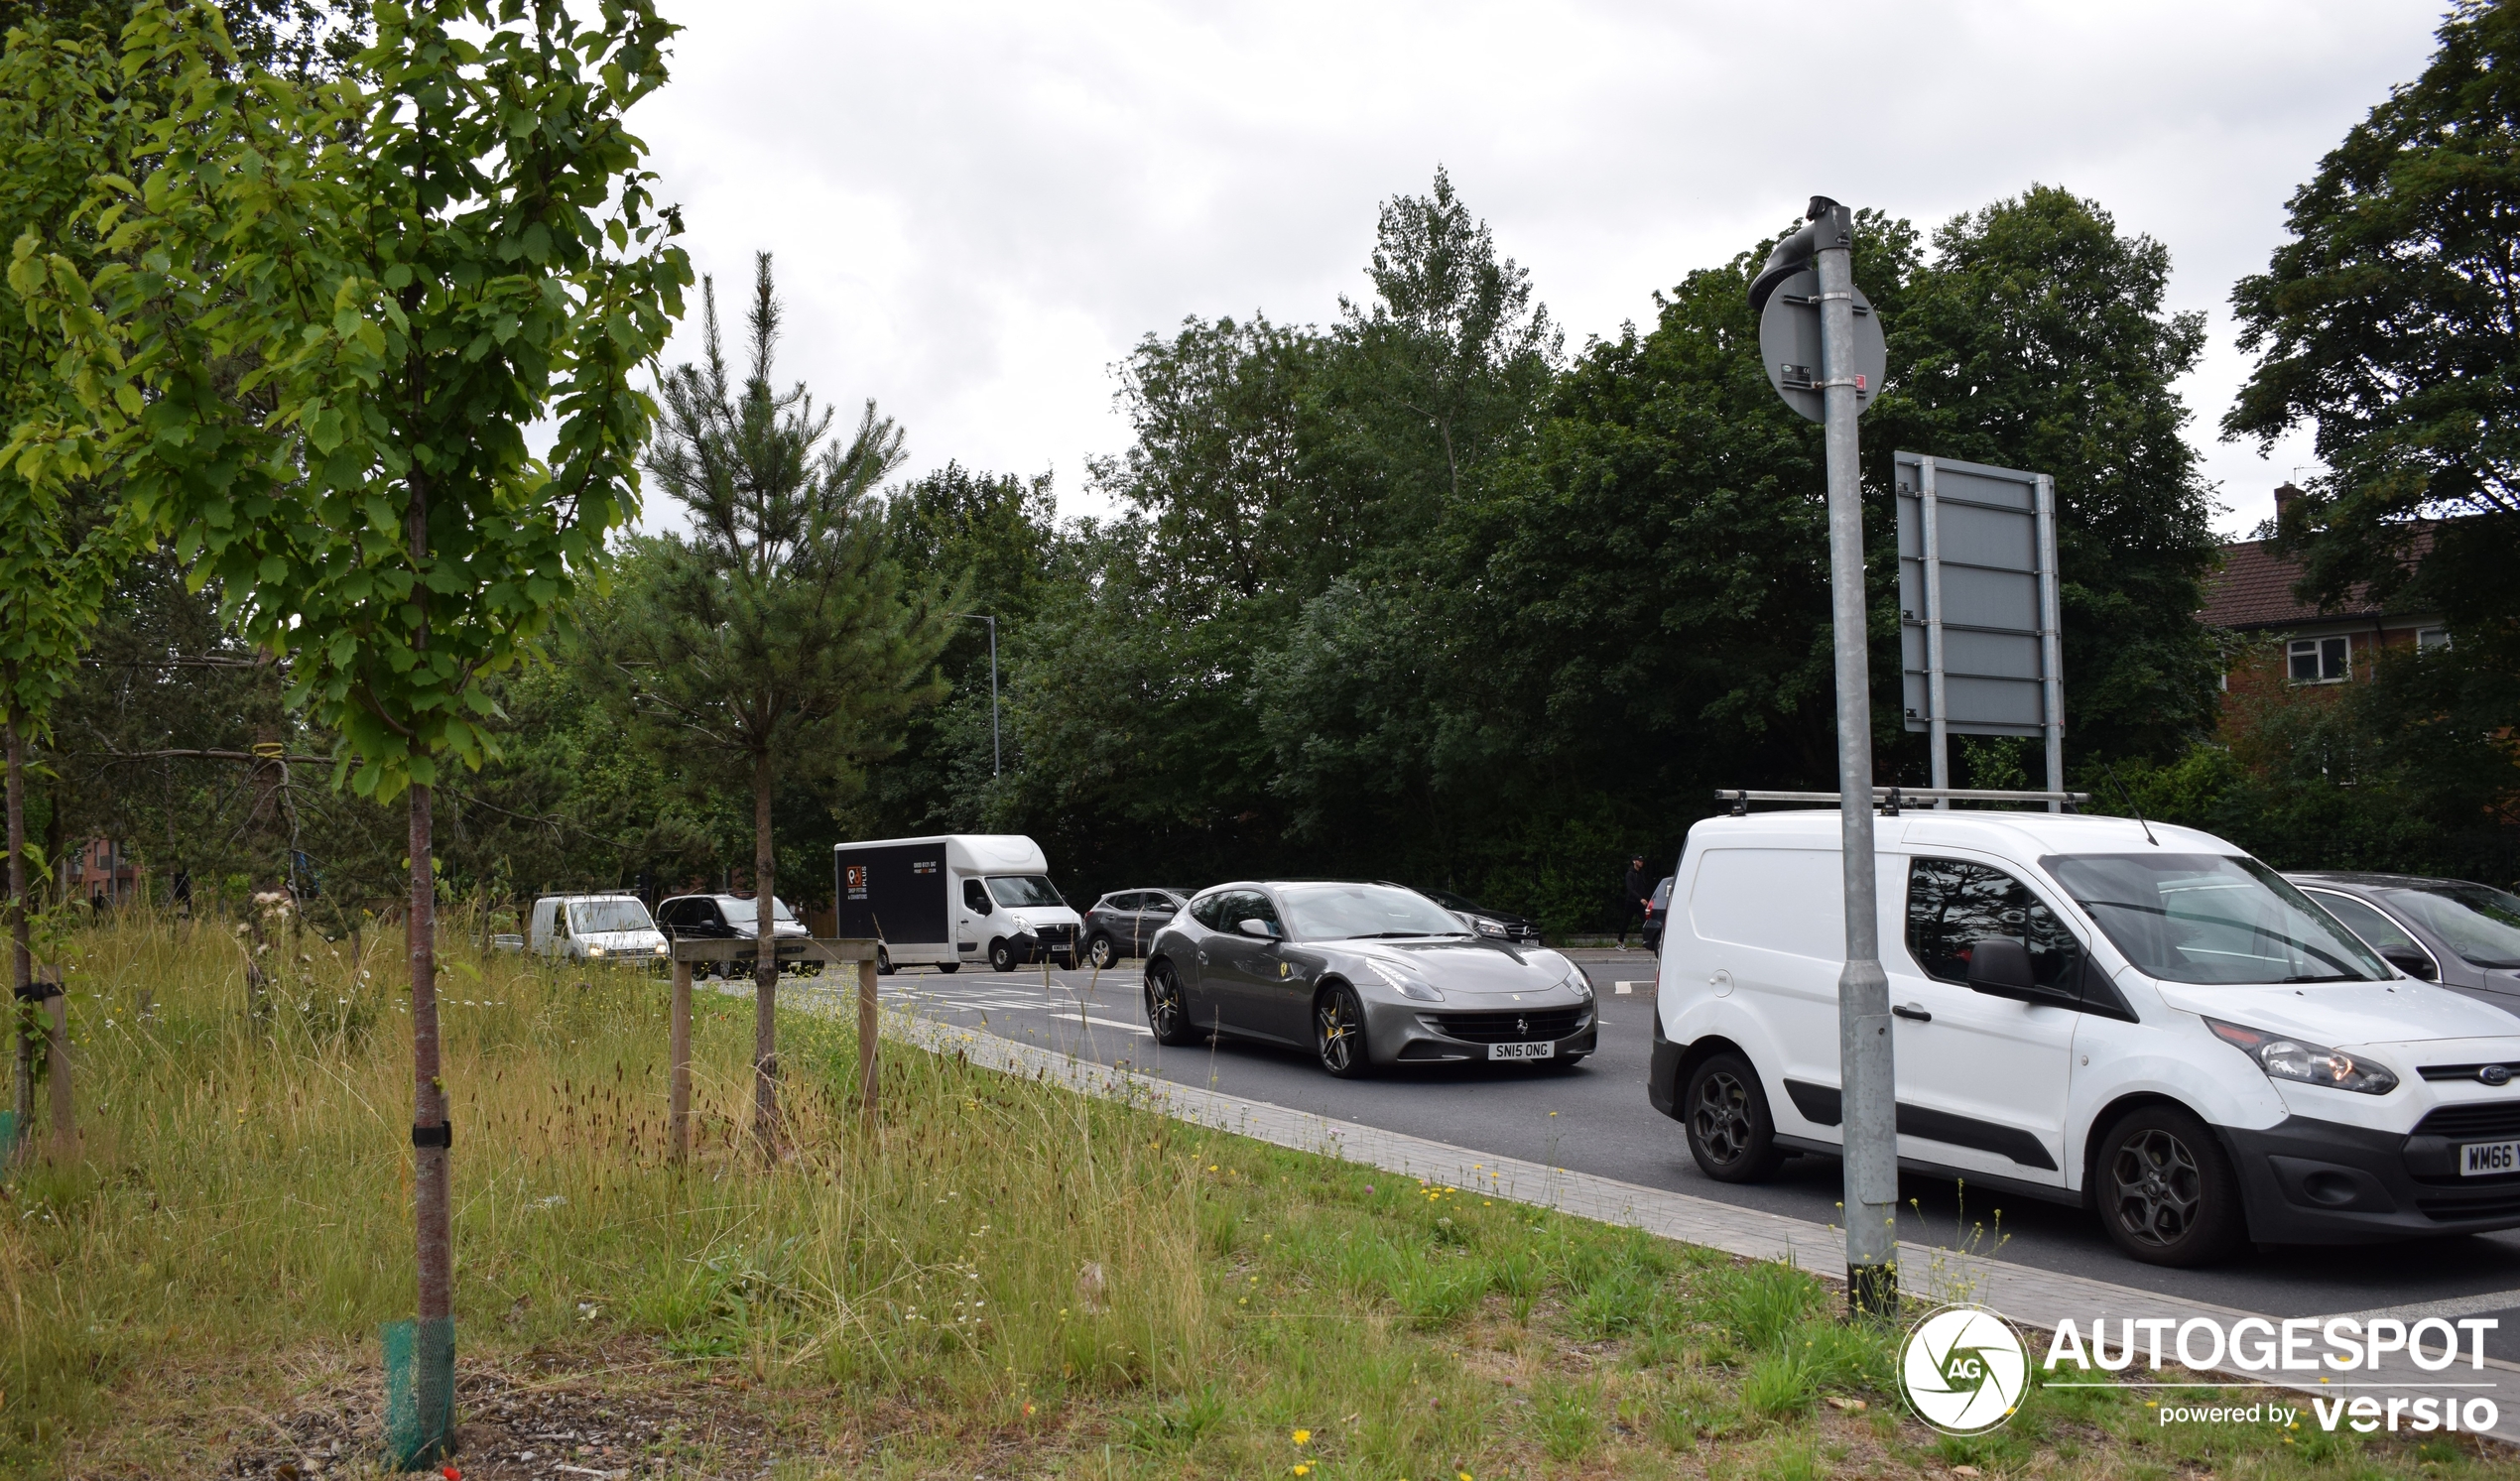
[[1901, 1304, 2030, 1434]]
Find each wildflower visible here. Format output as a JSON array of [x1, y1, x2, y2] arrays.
[[1293, 1429, 1311, 1445], [1294, 1468, 1311, 1477]]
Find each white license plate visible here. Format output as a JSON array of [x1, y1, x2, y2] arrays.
[[2461, 1140, 2520, 1176], [1489, 1041, 1556, 1061]]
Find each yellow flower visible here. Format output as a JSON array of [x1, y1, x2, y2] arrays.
[[1293, 1428, 1312, 1445], [1294, 1469, 1310, 1478]]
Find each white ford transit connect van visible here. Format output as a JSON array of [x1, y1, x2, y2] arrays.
[[1648, 809, 2520, 1266]]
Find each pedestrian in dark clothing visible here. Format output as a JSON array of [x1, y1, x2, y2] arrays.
[[1617, 855, 1651, 948]]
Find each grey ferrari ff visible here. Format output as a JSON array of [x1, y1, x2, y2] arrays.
[[1142, 880, 1598, 1077]]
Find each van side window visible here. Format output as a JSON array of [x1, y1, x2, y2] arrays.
[[962, 879, 992, 915], [1907, 858, 2081, 989]]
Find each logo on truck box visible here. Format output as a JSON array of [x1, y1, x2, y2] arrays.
[[844, 865, 868, 902]]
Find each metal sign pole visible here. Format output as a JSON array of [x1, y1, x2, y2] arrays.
[[1921, 456, 1950, 809], [1813, 206, 1899, 1315], [2035, 474, 2065, 813]]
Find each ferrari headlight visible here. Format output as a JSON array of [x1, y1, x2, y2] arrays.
[[2207, 1018, 2398, 1096], [1366, 959, 1443, 1002], [1563, 966, 1593, 1001]]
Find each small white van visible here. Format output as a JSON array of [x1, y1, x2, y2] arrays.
[[1649, 809, 2520, 1266], [832, 834, 1083, 973], [527, 893, 668, 966]]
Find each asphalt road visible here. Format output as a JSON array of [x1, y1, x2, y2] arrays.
[[852, 951, 2520, 1358]]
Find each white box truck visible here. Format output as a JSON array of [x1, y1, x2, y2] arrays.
[[833, 834, 1083, 973]]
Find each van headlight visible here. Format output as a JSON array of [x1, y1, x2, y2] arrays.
[[1366, 960, 1443, 1002], [653, 942, 669, 957], [2207, 1018, 2398, 1095], [586, 945, 606, 959]]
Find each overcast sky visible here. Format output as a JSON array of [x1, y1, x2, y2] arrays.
[[631, 0, 2448, 539]]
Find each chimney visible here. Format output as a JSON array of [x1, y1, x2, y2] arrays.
[[2272, 483, 2302, 525]]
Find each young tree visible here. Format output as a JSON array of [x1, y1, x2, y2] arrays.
[[13, 0, 689, 1459], [0, 14, 156, 1158], [595, 254, 951, 1152], [2227, 0, 2520, 653]]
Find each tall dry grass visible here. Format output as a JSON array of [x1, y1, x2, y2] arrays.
[[0, 906, 1216, 1459]]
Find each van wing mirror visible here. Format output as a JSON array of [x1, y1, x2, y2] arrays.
[[1964, 938, 2041, 997], [1237, 918, 1279, 940]]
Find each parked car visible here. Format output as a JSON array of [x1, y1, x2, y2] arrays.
[[1640, 875, 1675, 955], [1144, 881, 1595, 1078], [1412, 887, 1543, 945], [2288, 873, 2520, 1015], [832, 834, 1083, 972], [656, 893, 819, 977], [1648, 808, 2520, 1267], [527, 894, 668, 966], [1082, 887, 1194, 968]]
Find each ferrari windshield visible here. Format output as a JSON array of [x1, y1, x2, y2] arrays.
[[567, 899, 655, 934], [2043, 853, 2389, 985], [1279, 884, 1468, 941], [2385, 883, 2520, 968]]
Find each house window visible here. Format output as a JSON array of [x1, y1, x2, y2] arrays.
[[2288, 635, 2350, 683], [2418, 627, 2453, 653]]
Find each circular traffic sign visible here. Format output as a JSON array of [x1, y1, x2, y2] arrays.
[[1756, 267, 1887, 424]]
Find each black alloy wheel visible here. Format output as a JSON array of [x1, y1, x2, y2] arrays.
[[1088, 933, 1118, 970], [1683, 1052, 1785, 1182], [989, 939, 1017, 973], [1145, 961, 1197, 1046], [1315, 984, 1370, 1079], [2097, 1105, 2244, 1266], [875, 945, 894, 977]]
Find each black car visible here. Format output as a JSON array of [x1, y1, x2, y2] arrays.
[[657, 893, 819, 977], [1640, 875, 1674, 955], [2287, 872, 2520, 1015], [1413, 887, 1542, 946], [1082, 887, 1194, 968]]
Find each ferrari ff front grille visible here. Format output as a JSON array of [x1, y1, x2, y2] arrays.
[[1428, 1008, 1587, 1044]]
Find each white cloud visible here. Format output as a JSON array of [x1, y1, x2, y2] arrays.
[[635, 0, 2445, 536]]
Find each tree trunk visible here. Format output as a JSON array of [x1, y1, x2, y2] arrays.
[[7, 720, 32, 1164], [751, 751, 780, 1155], [410, 781, 452, 1416]]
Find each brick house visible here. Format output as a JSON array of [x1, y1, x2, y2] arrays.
[[2200, 484, 2449, 688]]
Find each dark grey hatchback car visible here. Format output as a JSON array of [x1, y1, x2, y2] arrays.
[[1081, 887, 1193, 968], [2288, 872, 2520, 1015], [1142, 881, 1596, 1078]]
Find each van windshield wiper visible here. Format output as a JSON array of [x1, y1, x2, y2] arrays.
[[1352, 931, 1463, 939], [2280, 973, 2360, 984]]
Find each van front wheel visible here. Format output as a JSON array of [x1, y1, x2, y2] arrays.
[[1683, 1052, 1785, 1182], [2096, 1105, 2246, 1267]]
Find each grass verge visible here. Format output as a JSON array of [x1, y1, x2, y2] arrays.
[[0, 912, 2503, 1478]]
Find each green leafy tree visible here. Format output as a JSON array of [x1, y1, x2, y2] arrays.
[[0, 12, 158, 1155], [1875, 185, 2223, 761], [11, 0, 689, 1458], [2227, 0, 2520, 654], [593, 254, 951, 1151]]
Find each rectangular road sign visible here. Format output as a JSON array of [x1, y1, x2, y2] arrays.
[[1893, 452, 2063, 802]]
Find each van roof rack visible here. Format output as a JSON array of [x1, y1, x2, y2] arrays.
[[1716, 787, 2089, 817]]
